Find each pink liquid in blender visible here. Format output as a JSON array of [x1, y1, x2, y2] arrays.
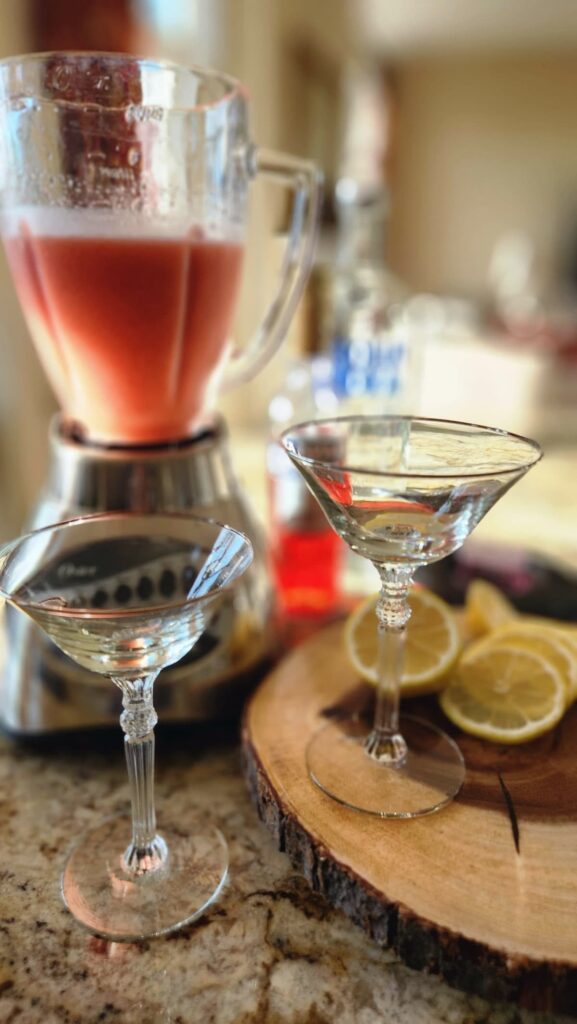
[[3, 214, 244, 444]]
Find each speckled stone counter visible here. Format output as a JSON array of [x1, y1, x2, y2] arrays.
[[0, 725, 571, 1024]]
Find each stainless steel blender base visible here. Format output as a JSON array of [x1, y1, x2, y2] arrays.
[[1, 416, 276, 734]]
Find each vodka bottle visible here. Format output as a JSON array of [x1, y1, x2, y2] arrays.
[[328, 182, 415, 415], [326, 182, 419, 595]]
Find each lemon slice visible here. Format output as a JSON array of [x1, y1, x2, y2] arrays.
[[440, 644, 566, 743], [465, 578, 518, 636], [547, 631, 577, 705], [462, 622, 577, 708], [523, 614, 577, 646], [344, 587, 461, 696]]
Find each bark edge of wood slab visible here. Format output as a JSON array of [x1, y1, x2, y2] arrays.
[[241, 622, 577, 1016]]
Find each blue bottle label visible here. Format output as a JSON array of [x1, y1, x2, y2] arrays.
[[330, 335, 408, 399]]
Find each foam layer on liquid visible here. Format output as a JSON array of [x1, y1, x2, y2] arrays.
[[1, 205, 243, 243]]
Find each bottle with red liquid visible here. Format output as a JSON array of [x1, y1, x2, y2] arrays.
[[267, 357, 346, 644]]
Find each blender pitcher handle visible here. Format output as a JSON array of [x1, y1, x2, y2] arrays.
[[222, 147, 323, 389]]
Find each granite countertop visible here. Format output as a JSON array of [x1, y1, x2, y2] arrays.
[[0, 723, 571, 1024]]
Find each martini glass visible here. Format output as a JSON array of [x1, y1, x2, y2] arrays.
[[281, 415, 542, 818], [0, 512, 252, 939]]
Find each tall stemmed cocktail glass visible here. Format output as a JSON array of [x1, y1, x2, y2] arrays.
[[281, 416, 542, 818], [0, 513, 252, 939]]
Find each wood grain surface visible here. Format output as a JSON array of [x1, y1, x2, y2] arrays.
[[242, 621, 577, 1015]]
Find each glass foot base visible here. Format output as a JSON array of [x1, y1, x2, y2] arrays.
[[62, 815, 228, 941], [306, 714, 465, 818]]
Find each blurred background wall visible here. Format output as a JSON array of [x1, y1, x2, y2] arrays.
[[388, 53, 577, 298], [0, 0, 576, 538]]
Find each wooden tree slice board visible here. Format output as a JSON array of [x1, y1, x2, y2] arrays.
[[242, 621, 577, 1015]]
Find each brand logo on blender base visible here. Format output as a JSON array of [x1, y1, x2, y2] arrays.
[[57, 563, 98, 581]]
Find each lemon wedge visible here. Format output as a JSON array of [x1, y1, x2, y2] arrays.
[[464, 578, 518, 636], [344, 587, 461, 696], [440, 644, 566, 744]]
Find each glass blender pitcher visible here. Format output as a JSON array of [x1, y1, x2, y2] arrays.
[[0, 52, 321, 732]]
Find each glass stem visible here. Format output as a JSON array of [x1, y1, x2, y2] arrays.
[[364, 565, 414, 765], [114, 674, 168, 877]]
